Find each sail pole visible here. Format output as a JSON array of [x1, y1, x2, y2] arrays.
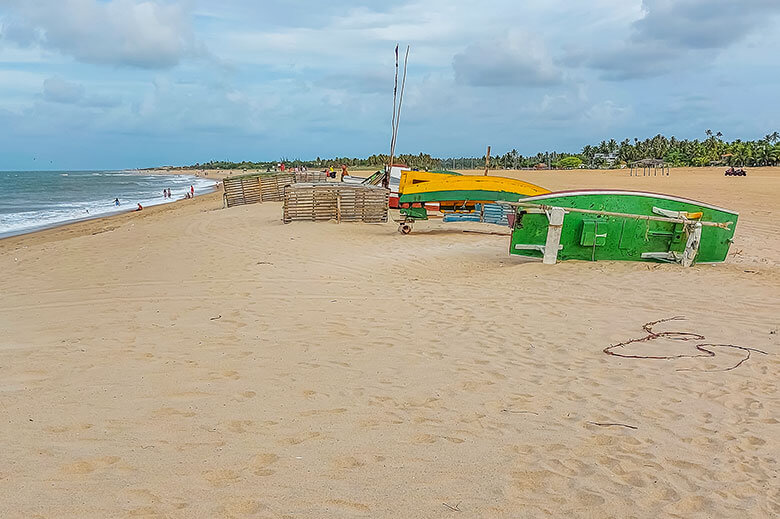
[[385, 45, 399, 188], [387, 45, 410, 188]]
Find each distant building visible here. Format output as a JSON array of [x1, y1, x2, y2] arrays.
[[593, 152, 619, 166]]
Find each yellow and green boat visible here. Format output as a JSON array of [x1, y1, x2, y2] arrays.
[[397, 170, 549, 233], [507, 190, 738, 266]]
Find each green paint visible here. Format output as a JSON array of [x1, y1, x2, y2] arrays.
[[509, 192, 738, 264], [399, 189, 531, 220], [400, 206, 429, 219], [399, 189, 528, 204]]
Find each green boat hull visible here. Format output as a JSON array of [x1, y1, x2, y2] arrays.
[[399, 190, 532, 220], [509, 190, 738, 264]]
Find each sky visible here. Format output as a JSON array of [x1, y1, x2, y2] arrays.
[[1, 0, 779, 170]]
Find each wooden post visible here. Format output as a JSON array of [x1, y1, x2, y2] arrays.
[[336, 193, 342, 223], [681, 222, 702, 267], [543, 207, 565, 265], [480, 145, 491, 222]]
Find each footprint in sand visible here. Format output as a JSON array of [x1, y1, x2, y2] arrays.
[[327, 499, 370, 512], [61, 456, 121, 475], [230, 390, 256, 402], [332, 456, 365, 469], [280, 431, 322, 445], [202, 468, 241, 487], [251, 453, 279, 476], [412, 433, 438, 444], [227, 420, 254, 433]]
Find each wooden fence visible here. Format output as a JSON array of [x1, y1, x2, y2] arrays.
[[223, 171, 330, 207], [294, 171, 328, 183], [283, 183, 389, 223]]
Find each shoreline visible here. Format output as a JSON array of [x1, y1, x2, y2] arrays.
[[0, 190, 224, 248], [0, 170, 224, 241]]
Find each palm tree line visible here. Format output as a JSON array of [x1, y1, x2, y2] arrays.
[[184, 131, 780, 171]]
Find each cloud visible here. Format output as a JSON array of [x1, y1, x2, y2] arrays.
[[453, 32, 562, 87], [1, 0, 779, 169], [585, 0, 780, 80], [42, 76, 85, 103], [0, 0, 203, 69], [42, 76, 122, 108], [633, 0, 780, 50]]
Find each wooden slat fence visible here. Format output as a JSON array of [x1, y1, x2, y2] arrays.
[[283, 183, 389, 224], [223, 173, 295, 207], [294, 171, 328, 183]]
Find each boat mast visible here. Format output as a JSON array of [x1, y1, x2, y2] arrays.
[[386, 45, 410, 188]]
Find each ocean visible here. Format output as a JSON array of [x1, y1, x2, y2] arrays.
[[0, 170, 218, 238]]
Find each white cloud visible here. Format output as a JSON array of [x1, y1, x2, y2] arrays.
[[42, 76, 84, 103], [583, 0, 780, 79], [453, 31, 562, 87], [0, 0, 203, 68]]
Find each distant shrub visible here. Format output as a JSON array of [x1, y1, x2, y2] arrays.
[[557, 156, 583, 169]]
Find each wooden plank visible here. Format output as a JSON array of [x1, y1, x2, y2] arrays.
[[508, 201, 733, 229], [283, 183, 389, 223], [543, 207, 565, 265]]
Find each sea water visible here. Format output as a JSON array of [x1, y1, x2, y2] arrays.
[[0, 170, 218, 238]]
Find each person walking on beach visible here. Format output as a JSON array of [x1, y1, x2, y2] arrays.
[[166, 188, 171, 198], [163, 189, 167, 199], [190, 185, 195, 198]]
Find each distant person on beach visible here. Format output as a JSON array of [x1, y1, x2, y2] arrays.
[[136, 203, 143, 211], [114, 198, 120, 206], [166, 188, 171, 198], [163, 189, 167, 199], [341, 164, 348, 181], [190, 185, 195, 198]]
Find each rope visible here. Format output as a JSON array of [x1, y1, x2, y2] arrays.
[[604, 316, 767, 372]]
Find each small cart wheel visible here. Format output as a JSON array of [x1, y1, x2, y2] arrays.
[[399, 223, 413, 234]]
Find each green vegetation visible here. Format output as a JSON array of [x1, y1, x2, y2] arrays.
[[579, 131, 780, 168], [556, 156, 583, 169], [181, 131, 779, 171]]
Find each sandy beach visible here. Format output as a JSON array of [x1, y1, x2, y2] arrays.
[[0, 167, 777, 518]]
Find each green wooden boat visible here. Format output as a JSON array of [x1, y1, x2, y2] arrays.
[[507, 190, 738, 266]]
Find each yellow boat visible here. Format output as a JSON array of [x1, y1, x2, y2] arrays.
[[397, 170, 550, 232], [398, 170, 547, 199]]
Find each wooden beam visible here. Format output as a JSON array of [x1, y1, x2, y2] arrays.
[[542, 207, 565, 265], [505, 202, 733, 229]]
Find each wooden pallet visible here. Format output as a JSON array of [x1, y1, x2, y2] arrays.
[[294, 171, 328, 183], [283, 183, 389, 224], [223, 173, 295, 207]]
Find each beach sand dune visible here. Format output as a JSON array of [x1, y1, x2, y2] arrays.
[[0, 167, 778, 518]]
